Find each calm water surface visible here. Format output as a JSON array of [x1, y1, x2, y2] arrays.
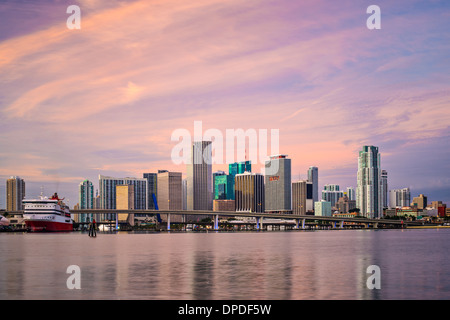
[[1, 229, 449, 300]]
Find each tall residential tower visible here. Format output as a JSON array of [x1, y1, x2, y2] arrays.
[[356, 146, 382, 218]]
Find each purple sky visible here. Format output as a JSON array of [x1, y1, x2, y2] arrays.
[[0, 0, 449, 208]]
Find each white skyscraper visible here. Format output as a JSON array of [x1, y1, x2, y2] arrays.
[[356, 146, 382, 218]]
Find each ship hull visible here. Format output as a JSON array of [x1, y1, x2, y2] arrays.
[[25, 220, 73, 232]]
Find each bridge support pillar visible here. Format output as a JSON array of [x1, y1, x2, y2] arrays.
[[302, 218, 306, 229], [214, 214, 219, 230], [295, 219, 299, 229], [116, 213, 119, 230], [340, 220, 344, 229], [373, 222, 378, 229], [167, 213, 171, 231], [256, 217, 263, 230]]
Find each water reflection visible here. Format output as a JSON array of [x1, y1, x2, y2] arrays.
[[1, 229, 450, 300]]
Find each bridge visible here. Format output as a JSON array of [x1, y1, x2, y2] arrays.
[[1, 209, 422, 231]]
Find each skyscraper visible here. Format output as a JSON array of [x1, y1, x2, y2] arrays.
[[346, 187, 356, 201], [389, 188, 411, 208], [321, 184, 344, 208], [99, 175, 147, 220], [381, 170, 388, 209], [356, 146, 382, 218], [265, 155, 291, 213], [292, 180, 313, 215], [187, 141, 213, 210], [157, 171, 182, 222], [116, 185, 135, 226], [307, 166, 319, 204], [143, 173, 158, 210], [6, 176, 25, 211], [235, 172, 264, 213], [315, 200, 332, 217], [157, 171, 182, 210], [229, 161, 251, 176], [78, 179, 94, 223]]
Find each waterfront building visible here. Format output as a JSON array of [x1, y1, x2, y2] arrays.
[[78, 179, 94, 223], [346, 187, 356, 201], [389, 188, 411, 208], [157, 171, 182, 210], [321, 184, 344, 208], [235, 172, 264, 213], [213, 199, 235, 212], [214, 174, 235, 200], [292, 180, 313, 215], [265, 155, 291, 213], [229, 161, 251, 176], [143, 173, 157, 210], [187, 141, 213, 210], [315, 200, 332, 217], [182, 178, 187, 210], [99, 175, 147, 221], [116, 185, 135, 225], [335, 195, 357, 214], [6, 176, 25, 211], [307, 166, 319, 204], [381, 170, 388, 209], [411, 194, 427, 210], [356, 146, 382, 218]]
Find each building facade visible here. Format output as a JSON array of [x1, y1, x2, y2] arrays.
[[143, 173, 158, 210], [292, 180, 313, 215], [6, 176, 25, 211], [157, 171, 182, 211], [381, 170, 388, 209], [321, 184, 344, 208], [187, 141, 213, 210], [307, 166, 319, 205], [99, 175, 147, 221], [356, 146, 382, 218], [315, 200, 332, 217], [265, 155, 291, 213], [235, 172, 265, 213], [389, 188, 411, 208], [78, 179, 94, 223]]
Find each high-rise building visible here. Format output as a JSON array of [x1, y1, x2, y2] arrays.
[[157, 171, 183, 223], [336, 195, 357, 214], [265, 155, 291, 213], [307, 166, 319, 204], [143, 173, 157, 210], [182, 178, 187, 210], [292, 180, 313, 215], [346, 187, 356, 201], [214, 175, 235, 200], [116, 185, 135, 225], [157, 171, 182, 210], [99, 175, 147, 220], [78, 179, 94, 223], [356, 146, 382, 218], [187, 141, 213, 210], [389, 188, 411, 208], [321, 184, 344, 208], [381, 170, 388, 209], [6, 176, 25, 211], [315, 200, 332, 217], [411, 194, 427, 210], [235, 172, 264, 213], [229, 161, 251, 176]]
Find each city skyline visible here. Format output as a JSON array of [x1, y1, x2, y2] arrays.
[[1, 0, 449, 207]]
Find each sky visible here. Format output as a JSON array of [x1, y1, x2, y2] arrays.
[[0, 0, 449, 208]]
